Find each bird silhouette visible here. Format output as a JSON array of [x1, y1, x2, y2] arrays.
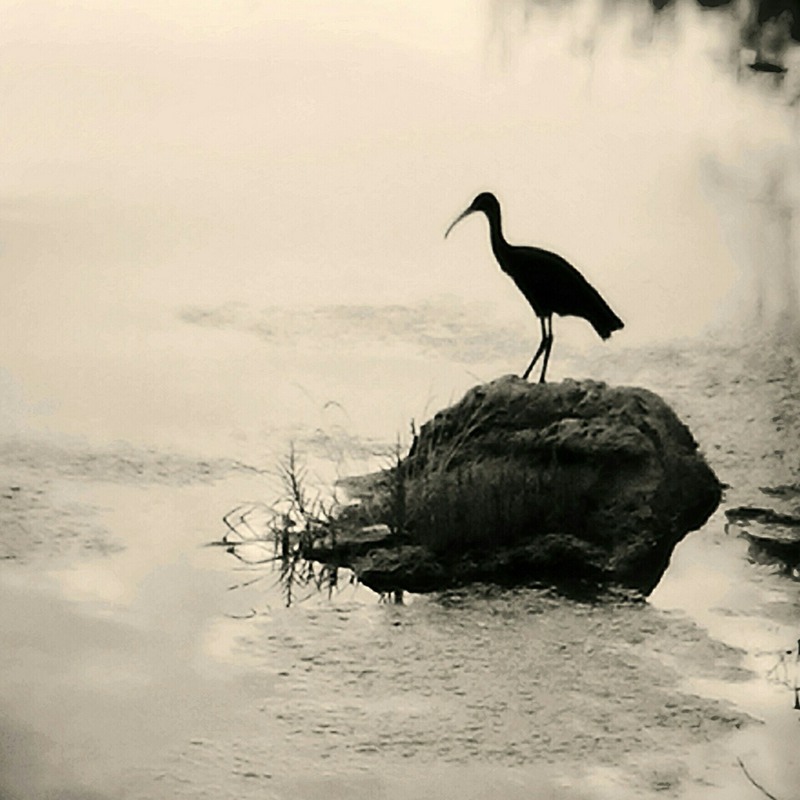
[[445, 192, 624, 383]]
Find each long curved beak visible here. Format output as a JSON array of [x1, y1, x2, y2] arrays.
[[444, 207, 474, 239]]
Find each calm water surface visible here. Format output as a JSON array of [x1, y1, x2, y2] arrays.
[[1, 337, 799, 800]]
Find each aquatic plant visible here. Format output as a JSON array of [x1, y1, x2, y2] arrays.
[[221, 444, 343, 607], [355, 399, 593, 557]]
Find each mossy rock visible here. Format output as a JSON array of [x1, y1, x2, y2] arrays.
[[317, 376, 721, 596]]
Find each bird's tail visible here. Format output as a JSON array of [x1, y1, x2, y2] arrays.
[[589, 299, 624, 340]]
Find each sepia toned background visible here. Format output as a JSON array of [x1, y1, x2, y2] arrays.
[[1, 2, 799, 799]]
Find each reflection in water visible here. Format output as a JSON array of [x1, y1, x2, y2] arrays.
[[220, 499, 344, 609], [219, 445, 345, 607]]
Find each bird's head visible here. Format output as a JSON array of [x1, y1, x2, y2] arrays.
[[444, 192, 500, 238]]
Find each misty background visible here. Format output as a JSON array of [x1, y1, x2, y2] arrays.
[[3, 4, 800, 799], [1, 0, 798, 457]]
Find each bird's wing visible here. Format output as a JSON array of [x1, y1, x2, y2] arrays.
[[510, 247, 623, 335]]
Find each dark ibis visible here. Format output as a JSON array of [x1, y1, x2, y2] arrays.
[[445, 192, 623, 383]]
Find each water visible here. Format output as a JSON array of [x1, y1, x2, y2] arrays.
[[2, 1, 800, 798], [1, 334, 799, 800]]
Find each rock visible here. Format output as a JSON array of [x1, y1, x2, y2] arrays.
[[313, 376, 722, 596], [725, 505, 800, 577]]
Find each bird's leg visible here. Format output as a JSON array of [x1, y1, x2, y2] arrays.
[[538, 316, 554, 384], [521, 317, 549, 380]]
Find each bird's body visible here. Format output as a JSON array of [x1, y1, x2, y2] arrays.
[[445, 192, 623, 382]]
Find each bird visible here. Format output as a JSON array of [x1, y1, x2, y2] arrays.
[[444, 192, 624, 383]]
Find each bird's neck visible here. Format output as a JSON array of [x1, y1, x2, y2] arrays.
[[483, 207, 510, 264]]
